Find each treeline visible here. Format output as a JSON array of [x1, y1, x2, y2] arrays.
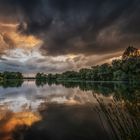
[[1, 46, 139, 82], [0, 72, 23, 80], [36, 46, 140, 82], [0, 72, 23, 87]]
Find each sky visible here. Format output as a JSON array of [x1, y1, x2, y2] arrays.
[[0, 0, 140, 74]]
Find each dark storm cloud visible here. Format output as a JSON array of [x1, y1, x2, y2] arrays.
[[0, 0, 19, 22], [0, 0, 140, 55]]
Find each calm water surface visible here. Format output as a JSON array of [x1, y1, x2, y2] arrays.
[[0, 81, 139, 140]]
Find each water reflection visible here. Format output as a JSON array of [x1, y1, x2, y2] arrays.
[[0, 79, 23, 88], [0, 81, 139, 140], [0, 111, 41, 140]]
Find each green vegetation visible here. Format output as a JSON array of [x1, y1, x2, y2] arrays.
[[0, 72, 23, 87], [0, 72, 23, 80], [36, 46, 140, 82], [35, 73, 47, 87]]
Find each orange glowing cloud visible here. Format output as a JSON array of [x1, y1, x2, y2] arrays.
[[0, 22, 43, 52], [7, 32, 43, 49]]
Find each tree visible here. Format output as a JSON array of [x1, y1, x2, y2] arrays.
[[113, 70, 128, 81], [97, 63, 113, 81], [122, 46, 140, 60]]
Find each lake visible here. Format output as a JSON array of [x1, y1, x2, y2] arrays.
[[0, 80, 139, 140]]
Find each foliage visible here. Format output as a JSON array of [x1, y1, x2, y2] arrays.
[[0, 72, 23, 87], [0, 72, 23, 80], [36, 46, 140, 82]]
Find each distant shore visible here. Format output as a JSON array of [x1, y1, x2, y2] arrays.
[[0, 46, 140, 83]]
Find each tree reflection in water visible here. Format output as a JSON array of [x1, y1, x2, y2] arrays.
[[0, 81, 139, 140]]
